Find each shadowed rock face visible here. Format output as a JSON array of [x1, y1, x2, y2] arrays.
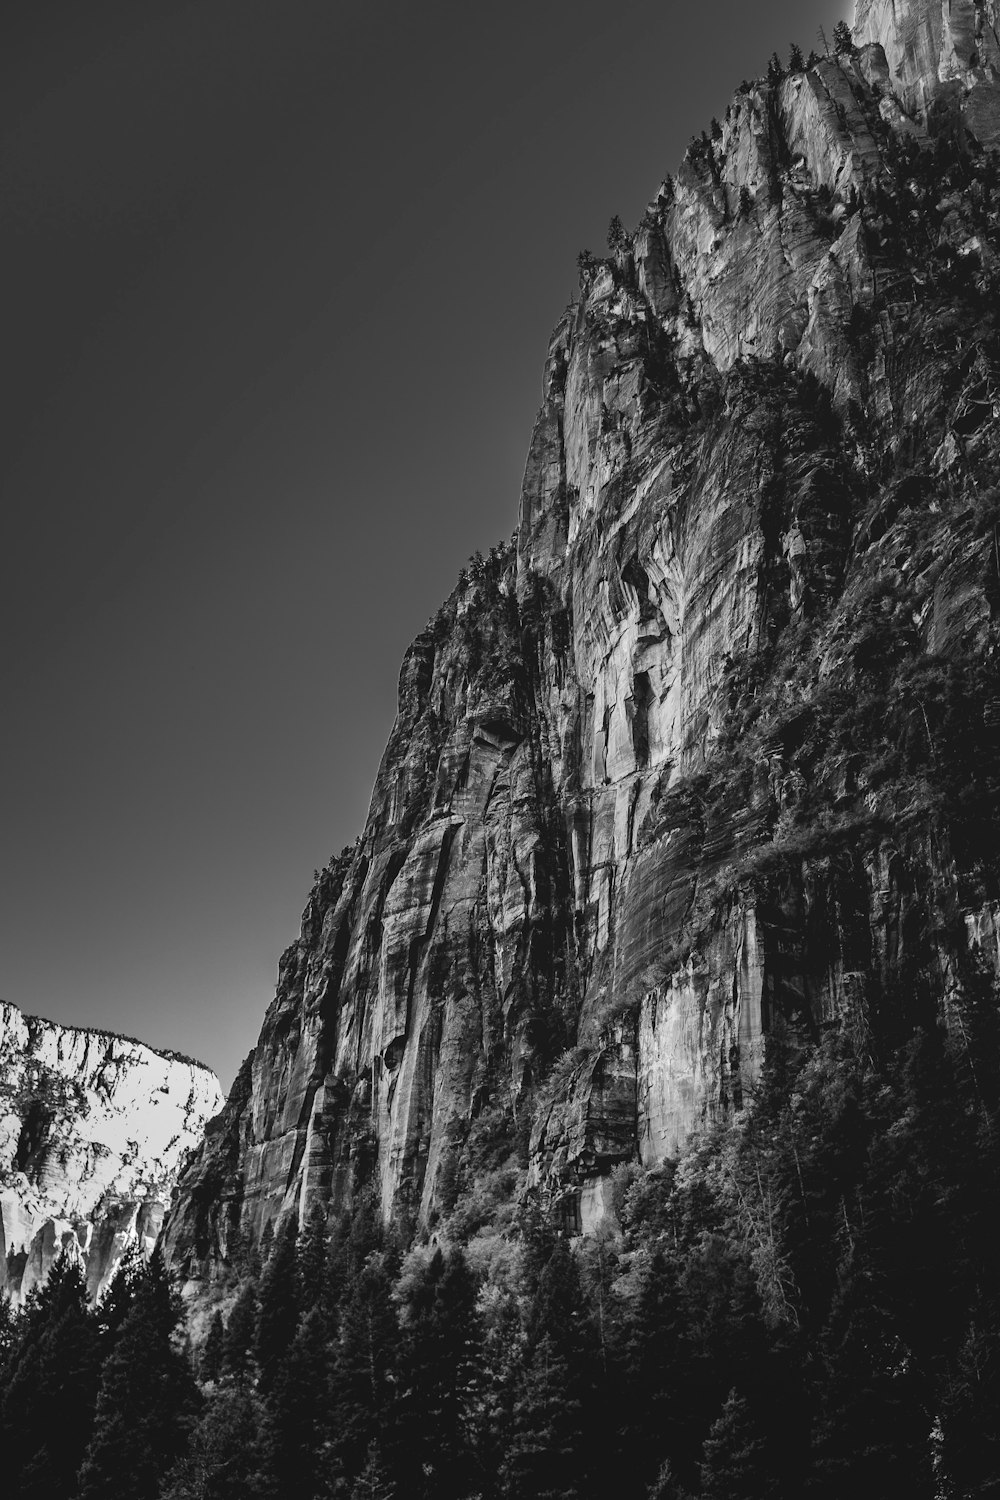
[[0, 1000, 222, 1303], [163, 0, 1000, 1282]]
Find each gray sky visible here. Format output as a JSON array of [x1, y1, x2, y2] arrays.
[[1, 0, 851, 1089]]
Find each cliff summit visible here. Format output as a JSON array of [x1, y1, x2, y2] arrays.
[[0, 999, 223, 1303]]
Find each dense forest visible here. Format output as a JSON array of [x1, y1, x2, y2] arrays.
[[3, 1003, 1000, 1498]]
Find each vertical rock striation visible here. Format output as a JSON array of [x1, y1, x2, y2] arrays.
[[855, 0, 1000, 140], [0, 1000, 222, 1302], [163, 0, 1000, 1288]]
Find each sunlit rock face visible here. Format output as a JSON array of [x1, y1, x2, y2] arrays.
[[164, 0, 1000, 1280], [0, 1000, 222, 1303], [855, 0, 1000, 142]]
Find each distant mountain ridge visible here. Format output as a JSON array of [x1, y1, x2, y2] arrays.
[[0, 998, 222, 1303]]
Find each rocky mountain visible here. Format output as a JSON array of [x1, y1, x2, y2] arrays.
[[0, 999, 222, 1303], [162, 0, 1000, 1293]]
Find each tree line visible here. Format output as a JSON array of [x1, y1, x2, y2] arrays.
[[3, 984, 1000, 1498]]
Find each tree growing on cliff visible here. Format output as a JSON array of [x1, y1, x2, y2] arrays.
[[833, 20, 854, 54], [607, 215, 628, 255]]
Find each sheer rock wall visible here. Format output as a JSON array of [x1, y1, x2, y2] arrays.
[[162, 0, 1000, 1281]]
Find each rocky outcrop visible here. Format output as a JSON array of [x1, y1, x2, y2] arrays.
[[0, 1000, 222, 1302], [163, 0, 1000, 1285], [855, 0, 1000, 141]]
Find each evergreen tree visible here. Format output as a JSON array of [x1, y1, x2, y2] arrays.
[[200, 1310, 225, 1383], [615, 1250, 689, 1491], [259, 1219, 275, 1263], [503, 1240, 592, 1500], [0, 1293, 17, 1379], [0, 1254, 102, 1500], [297, 1200, 330, 1313], [833, 20, 853, 54], [330, 1252, 399, 1487], [939, 1305, 1000, 1496], [810, 1258, 935, 1499], [95, 1242, 145, 1345], [503, 1331, 584, 1500], [253, 1213, 300, 1393], [464, 1280, 522, 1499], [393, 1247, 478, 1498], [160, 1386, 269, 1500], [700, 1389, 778, 1500], [263, 1302, 336, 1497], [351, 1443, 397, 1500], [648, 1459, 694, 1500], [76, 1252, 200, 1500], [788, 43, 804, 71], [223, 1279, 258, 1381]]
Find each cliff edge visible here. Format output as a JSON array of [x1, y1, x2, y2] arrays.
[[162, 0, 1000, 1291]]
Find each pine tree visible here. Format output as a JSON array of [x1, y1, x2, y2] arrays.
[[0, 1293, 17, 1379], [76, 1252, 201, 1500], [351, 1442, 397, 1500], [700, 1389, 778, 1500], [95, 1242, 146, 1345], [939, 1306, 1000, 1496], [263, 1302, 336, 1497], [833, 20, 853, 54], [503, 1332, 584, 1500], [464, 1280, 522, 1498], [258, 1219, 274, 1266], [0, 1254, 102, 1500], [253, 1213, 300, 1392], [393, 1247, 478, 1498], [503, 1240, 593, 1500], [615, 1250, 689, 1491], [330, 1252, 399, 1487], [788, 43, 804, 72], [297, 1199, 330, 1313], [648, 1459, 694, 1500], [200, 1310, 225, 1383], [160, 1386, 269, 1500], [223, 1280, 258, 1381], [810, 1259, 935, 1499]]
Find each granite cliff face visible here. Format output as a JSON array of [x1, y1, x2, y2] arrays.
[[855, 0, 1000, 140], [0, 1000, 222, 1302], [163, 0, 1000, 1286]]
